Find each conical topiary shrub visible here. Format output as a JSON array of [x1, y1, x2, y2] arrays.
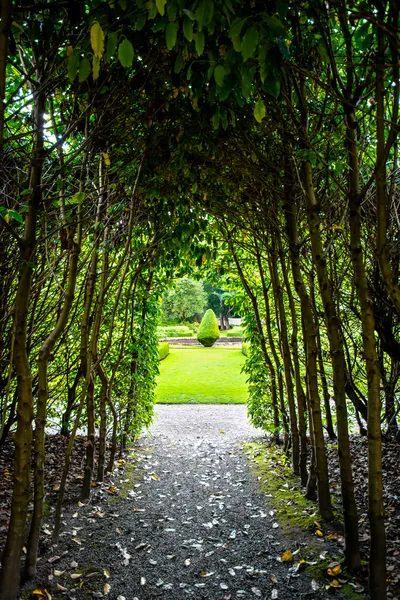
[[197, 309, 220, 347]]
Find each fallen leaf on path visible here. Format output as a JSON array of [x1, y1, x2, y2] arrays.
[[271, 589, 278, 599], [327, 562, 341, 576], [103, 583, 111, 595], [311, 579, 320, 591], [32, 591, 51, 600], [281, 550, 292, 561]]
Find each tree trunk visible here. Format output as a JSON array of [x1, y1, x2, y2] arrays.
[[310, 271, 336, 439], [268, 250, 300, 476], [96, 363, 108, 482], [0, 0, 12, 149], [24, 242, 79, 578], [284, 190, 332, 520], [345, 95, 386, 594], [80, 376, 95, 500], [280, 250, 308, 485], [302, 158, 360, 569], [0, 92, 45, 600], [255, 250, 280, 440]]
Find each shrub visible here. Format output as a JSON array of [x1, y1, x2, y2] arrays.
[[242, 342, 249, 356], [158, 342, 170, 361], [197, 309, 220, 347]]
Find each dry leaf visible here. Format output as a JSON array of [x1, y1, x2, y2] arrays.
[[311, 579, 320, 591], [315, 529, 324, 537], [281, 549, 292, 562], [271, 589, 278, 599], [327, 562, 342, 577], [104, 583, 111, 595]]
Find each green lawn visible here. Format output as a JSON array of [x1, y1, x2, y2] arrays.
[[156, 347, 248, 404]]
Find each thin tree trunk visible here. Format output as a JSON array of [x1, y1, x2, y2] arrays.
[[0, 92, 45, 600], [280, 250, 308, 485], [310, 271, 336, 439], [0, 0, 11, 149], [229, 240, 279, 432], [268, 250, 300, 476], [284, 190, 332, 519], [345, 88, 386, 594], [302, 158, 360, 569], [24, 242, 79, 578], [255, 249, 280, 440]]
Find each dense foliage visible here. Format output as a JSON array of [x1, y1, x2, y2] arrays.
[[0, 1, 399, 599], [197, 308, 221, 347]]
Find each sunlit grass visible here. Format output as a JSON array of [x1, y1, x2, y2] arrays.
[[156, 347, 248, 404]]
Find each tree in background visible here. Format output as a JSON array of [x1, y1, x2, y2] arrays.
[[161, 277, 207, 323], [204, 280, 238, 330]]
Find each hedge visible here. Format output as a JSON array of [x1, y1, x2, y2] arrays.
[[158, 341, 170, 361]]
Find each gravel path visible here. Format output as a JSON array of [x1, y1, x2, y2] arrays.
[[35, 405, 337, 600]]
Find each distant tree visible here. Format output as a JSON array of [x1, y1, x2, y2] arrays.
[[161, 277, 207, 322], [204, 280, 237, 330]]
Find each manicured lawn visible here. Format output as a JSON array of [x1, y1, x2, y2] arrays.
[[156, 347, 248, 404]]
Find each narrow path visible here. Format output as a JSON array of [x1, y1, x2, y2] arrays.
[[35, 406, 334, 599]]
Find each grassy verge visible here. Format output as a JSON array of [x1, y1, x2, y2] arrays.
[[243, 442, 365, 598], [156, 347, 248, 404]]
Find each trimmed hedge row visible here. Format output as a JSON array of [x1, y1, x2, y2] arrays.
[[156, 325, 194, 338], [158, 341, 170, 361]]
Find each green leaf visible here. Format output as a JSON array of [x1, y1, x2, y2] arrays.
[[183, 8, 196, 19], [195, 30, 205, 56], [78, 57, 91, 82], [174, 53, 184, 73], [254, 98, 266, 122], [265, 15, 286, 37], [118, 39, 134, 67], [90, 22, 105, 59], [183, 16, 193, 41], [105, 32, 118, 61], [166, 22, 178, 50], [156, 0, 166, 15], [196, 0, 213, 31], [228, 16, 248, 38], [212, 111, 219, 130], [232, 35, 241, 52], [92, 54, 100, 80], [214, 65, 226, 87], [136, 12, 147, 31], [71, 191, 85, 204], [241, 27, 259, 62], [67, 50, 80, 83], [276, 0, 288, 19], [264, 71, 280, 98], [7, 209, 23, 223]]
